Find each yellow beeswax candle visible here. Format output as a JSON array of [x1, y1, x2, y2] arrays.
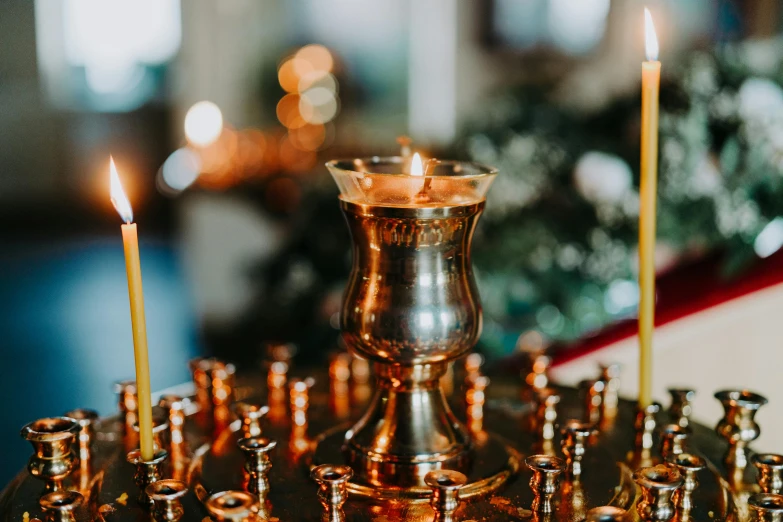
[[638, 8, 660, 408], [110, 157, 154, 461]]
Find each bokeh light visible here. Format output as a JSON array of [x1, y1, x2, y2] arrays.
[[184, 101, 223, 147], [294, 44, 334, 74], [299, 87, 339, 124], [277, 94, 307, 129], [158, 147, 201, 194]]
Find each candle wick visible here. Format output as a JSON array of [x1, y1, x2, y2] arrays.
[[414, 160, 433, 203]]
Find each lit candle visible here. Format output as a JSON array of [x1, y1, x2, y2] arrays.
[[638, 8, 660, 408], [109, 157, 155, 461]]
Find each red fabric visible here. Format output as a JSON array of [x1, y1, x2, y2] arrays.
[[551, 249, 783, 366]]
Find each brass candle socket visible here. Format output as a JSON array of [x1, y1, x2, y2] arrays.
[[115, 380, 139, 429], [237, 437, 276, 497], [667, 389, 695, 428], [673, 453, 705, 512], [159, 395, 189, 443], [580, 379, 605, 426], [525, 454, 565, 514], [632, 403, 662, 468], [205, 490, 259, 522], [534, 388, 560, 444], [749, 493, 783, 522], [311, 464, 353, 522], [39, 489, 84, 522], [147, 479, 188, 522], [523, 350, 551, 397], [21, 417, 80, 493], [633, 464, 683, 522], [63, 409, 98, 460], [425, 470, 468, 522], [191, 358, 236, 410], [598, 363, 621, 420], [561, 420, 597, 481], [715, 390, 768, 471], [233, 402, 269, 438], [127, 449, 168, 507], [754, 454, 783, 495], [584, 506, 629, 522], [660, 424, 691, 462]]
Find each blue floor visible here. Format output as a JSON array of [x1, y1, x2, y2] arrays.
[[0, 237, 199, 485]]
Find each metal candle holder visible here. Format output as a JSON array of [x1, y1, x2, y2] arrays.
[[312, 157, 516, 496]]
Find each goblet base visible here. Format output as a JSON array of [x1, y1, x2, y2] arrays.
[[310, 423, 521, 501]]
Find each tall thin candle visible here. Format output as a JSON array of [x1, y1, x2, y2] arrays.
[[109, 157, 155, 461], [638, 8, 660, 408]]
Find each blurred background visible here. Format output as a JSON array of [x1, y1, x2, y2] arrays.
[[2, 0, 783, 483]]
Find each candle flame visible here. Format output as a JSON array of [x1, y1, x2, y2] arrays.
[[411, 152, 424, 177], [109, 156, 133, 224], [644, 8, 659, 61]]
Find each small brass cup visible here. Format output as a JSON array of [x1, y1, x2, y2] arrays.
[[237, 436, 276, 497], [311, 464, 353, 522], [561, 420, 597, 481], [425, 469, 468, 522], [754, 454, 783, 495], [39, 489, 84, 522], [749, 493, 783, 522], [147, 479, 188, 522], [715, 389, 768, 471], [63, 409, 98, 460], [633, 464, 683, 522], [21, 417, 80, 493], [660, 424, 691, 462], [668, 388, 695, 428], [526, 454, 565, 514], [673, 453, 705, 512], [233, 402, 269, 439], [632, 403, 662, 468]]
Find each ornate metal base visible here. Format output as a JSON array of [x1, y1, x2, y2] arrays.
[[311, 423, 521, 500]]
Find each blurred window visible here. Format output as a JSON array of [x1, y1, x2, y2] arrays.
[[34, 0, 181, 111]]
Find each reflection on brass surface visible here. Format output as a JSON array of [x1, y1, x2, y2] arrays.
[[584, 505, 628, 522], [466, 375, 489, 436], [205, 490, 259, 522]]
